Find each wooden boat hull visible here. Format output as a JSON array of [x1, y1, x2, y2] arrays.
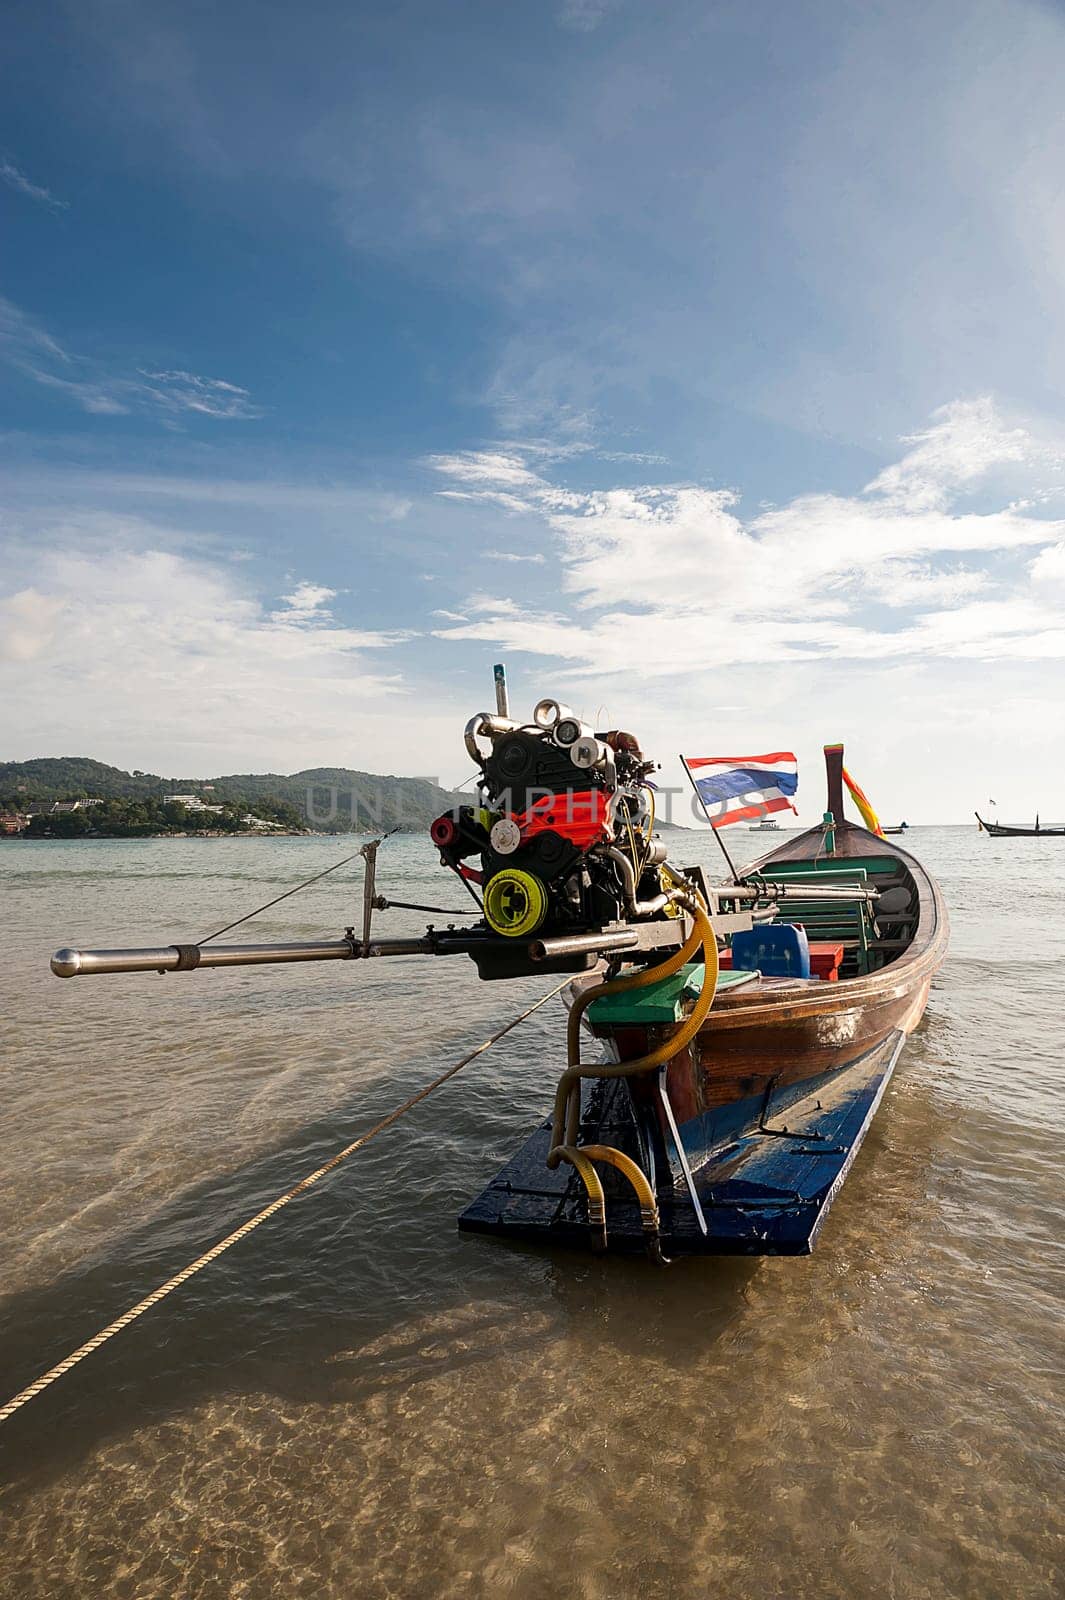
[[630, 965, 933, 1168], [459, 813, 948, 1257]]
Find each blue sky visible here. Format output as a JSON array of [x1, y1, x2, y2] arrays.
[[4, 0, 1065, 821]]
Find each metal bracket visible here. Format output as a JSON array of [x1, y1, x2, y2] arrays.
[[757, 1073, 828, 1142], [656, 1065, 708, 1236], [359, 839, 380, 955]]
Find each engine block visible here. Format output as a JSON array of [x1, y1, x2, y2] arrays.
[[429, 697, 673, 977]]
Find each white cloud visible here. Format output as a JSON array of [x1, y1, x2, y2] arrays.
[[865, 398, 1034, 510], [1, 541, 408, 768], [0, 296, 260, 422], [436, 489, 536, 514], [0, 296, 72, 367], [597, 449, 670, 466], [484, 549, 545, 564], [137, 369, 261, 419], [1029, 541, 1065, 596], [429, 399, 1065, 674], [273, 582, 336, 619], [425, 451, 547, 490], [0, 159, 68, 210], [22, 366, 132, 415], [843, 560, 988, 608], [495, 437, 595, 462]]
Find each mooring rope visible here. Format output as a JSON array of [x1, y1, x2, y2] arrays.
[[0, 979, 569, 1427]]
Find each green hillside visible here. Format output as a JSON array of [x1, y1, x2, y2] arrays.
[[0, 758, 461, 833]]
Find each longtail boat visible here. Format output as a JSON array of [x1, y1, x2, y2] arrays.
[[461, 744, 947, 1257], [51, 675, 947, 1263], [975, 812, 1065, 837]]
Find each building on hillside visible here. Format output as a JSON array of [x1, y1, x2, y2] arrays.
[[163, 795, 224, 814], [50, 798, 104, 814], [0, 812, 29, 834]]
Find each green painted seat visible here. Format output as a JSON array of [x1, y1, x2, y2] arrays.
[[586, 962, 757, 1026]]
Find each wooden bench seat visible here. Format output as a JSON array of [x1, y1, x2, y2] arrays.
[[773, 898, 874, 974]]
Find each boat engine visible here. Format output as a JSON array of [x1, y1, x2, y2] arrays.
[[429, 698, 681, 979]]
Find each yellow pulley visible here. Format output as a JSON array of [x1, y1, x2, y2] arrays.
[[483, 868, 548, 938]]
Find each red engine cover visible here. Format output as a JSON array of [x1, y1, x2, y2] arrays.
[[513, 789, 611, 852]]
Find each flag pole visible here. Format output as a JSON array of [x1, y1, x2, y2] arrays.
[[680, 756, 742, 883]]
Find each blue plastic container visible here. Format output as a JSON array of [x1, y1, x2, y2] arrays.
[[730, 924, 810, 979]]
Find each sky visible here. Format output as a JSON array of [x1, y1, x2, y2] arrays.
[[3, 0, 1065, 823]]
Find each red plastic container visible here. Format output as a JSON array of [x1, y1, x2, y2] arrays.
[[807, 941, 844, 982]]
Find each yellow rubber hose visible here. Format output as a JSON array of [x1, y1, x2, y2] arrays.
[[565, 902, 704, 1067], [547, 901, 719, 1163], [578, 1143, 660, 1235], [551, 1145, 608, 1250]]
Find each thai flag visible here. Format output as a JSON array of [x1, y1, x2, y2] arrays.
[[684, 752, 798, 829]]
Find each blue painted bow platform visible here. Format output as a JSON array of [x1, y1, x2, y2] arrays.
[[459, 1028, 906, 1256]]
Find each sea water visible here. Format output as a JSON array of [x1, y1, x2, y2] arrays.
[[0, 830, 1061, 1598]]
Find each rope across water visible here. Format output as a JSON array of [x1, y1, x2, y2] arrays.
[[0, 980, 569, 1427]]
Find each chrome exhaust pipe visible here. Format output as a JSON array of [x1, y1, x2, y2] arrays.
[[529, 929, 640, 961], [51, 938, 359, 977], [464, 711, 518, 763]]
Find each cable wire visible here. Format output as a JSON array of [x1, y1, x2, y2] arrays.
[[196, 837, 394, 945]]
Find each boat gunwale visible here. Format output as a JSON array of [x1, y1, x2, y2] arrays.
[[570, 818, 947, 1034], [680, 817, 947, 1030]]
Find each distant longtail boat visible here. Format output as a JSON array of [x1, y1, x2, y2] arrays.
[[975, 812, 1065, 837]]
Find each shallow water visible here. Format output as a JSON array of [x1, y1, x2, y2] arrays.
[[0, 829, 1061, 1599]]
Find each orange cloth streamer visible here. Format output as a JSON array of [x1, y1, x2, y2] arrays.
[[842, 766, 885, 838]]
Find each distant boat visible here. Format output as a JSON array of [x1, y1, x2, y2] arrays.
[[748, 818, 783, 832], [975, 812, 1065, 837], [883, 822, 909, 835]]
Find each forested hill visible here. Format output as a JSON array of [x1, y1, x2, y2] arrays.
[[0, 758, 461, 832]]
